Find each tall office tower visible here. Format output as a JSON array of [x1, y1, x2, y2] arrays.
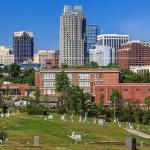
[[89, 45, 115, 66], [13, 31, 34, 64], [86, 25, 100, 61], [118, 41, 150, 70], [97, 34, 129, 62], [60, 5, 86, 67]]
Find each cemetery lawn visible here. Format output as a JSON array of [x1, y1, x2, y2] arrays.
[[0, 113, 150, 150]]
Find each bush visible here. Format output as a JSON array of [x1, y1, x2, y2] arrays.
[[142, 110, 150, 125], [27, 104, 46, 115], [0, 129, 7, 141]]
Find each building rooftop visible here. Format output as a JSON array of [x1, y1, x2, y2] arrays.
[[40, 67, 120, 73], [98, 34, 129, 37]]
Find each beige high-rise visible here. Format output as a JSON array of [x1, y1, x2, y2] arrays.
[[0, 46, 14, 65], [60, 6, 86, 67]]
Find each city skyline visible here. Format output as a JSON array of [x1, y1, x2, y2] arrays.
[[0, 0, 150, 51]]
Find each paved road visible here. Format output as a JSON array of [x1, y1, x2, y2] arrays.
[[125, 128, 150, 139]]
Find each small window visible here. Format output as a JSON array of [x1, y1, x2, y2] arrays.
[[136, 89, 140, 91], [124, 89, 128, 91], [100, 89, 104, 91]]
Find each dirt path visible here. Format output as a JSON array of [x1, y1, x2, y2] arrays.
[[125, 128, 150, 139]]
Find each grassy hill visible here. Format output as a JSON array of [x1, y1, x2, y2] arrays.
[[0, 113, 150, 150]]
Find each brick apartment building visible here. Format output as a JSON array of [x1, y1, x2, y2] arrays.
[[35, 68, 150, 105], [117, 41, 150, 70]]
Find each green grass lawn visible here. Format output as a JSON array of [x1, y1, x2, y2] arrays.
[[0, 113, 150, 150]]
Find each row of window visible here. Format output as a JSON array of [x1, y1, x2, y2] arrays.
[[79, 81, 90, 87], [99, 88, 150, 92], [43, 73, 103, 80], [43, 89, 55, 95], [44, 81, 55, 87]]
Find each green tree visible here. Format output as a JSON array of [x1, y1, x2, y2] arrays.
[[0, 68, 3, 78], [110, 89, 122, 122], [61, 64, 69, 69], [122, 70, 142, 83], [107, 63, 119, 68], [144, 96, 150, 110], [8, 63, 21, 78], [141, 72, 150, 83], [34, 87, 41, 104], [55, 72, 70, 92], [86, 61, 99, 68], [41, 94, 49, 103]]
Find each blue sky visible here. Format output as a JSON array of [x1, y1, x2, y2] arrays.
[[0, 0, 150, 51]]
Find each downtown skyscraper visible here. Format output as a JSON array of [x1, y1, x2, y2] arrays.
[[13, 31, 34, 64], [59, 6, 86, 67]]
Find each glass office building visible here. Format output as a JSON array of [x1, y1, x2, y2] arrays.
[[86, 25, 100, 61], [13, 31, 34, 64]]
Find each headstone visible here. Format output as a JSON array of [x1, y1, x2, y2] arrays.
[[98, 118, 105, 126], [93, 117, 96, 124], [125, 137, 136, 150], [1, 114, 4, 117], [0, 140, 2, 144], [71, 113, 74, 122], [79, 115, 82, 122], [83, 112, 88, 122], [6, 111, 10, 118], [61, 114, 66, 122], [141, 141, 144, 148], [34, 136, 40, 146], [48, 115, 53, 120]]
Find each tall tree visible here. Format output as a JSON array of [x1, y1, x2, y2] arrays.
[[34, 87, 41, 104], [55, 72, 70, 92], [110, 89, 122, 122], [8, 63, 21, 78]]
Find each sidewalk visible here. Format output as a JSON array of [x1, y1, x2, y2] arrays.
[[125, 128, 150, 139]]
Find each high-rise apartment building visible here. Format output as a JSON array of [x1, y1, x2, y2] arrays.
[[89, 45, 115, 66], [117, 41, 150, 70], [0, 46, 14, 65], [59, 5, 86, 67], [97, 34, 129, 62], [13, 31, 34, 64], [34, 50, 59, 67]]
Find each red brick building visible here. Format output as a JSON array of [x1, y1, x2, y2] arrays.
[[35, 68, 150, 105], [117, 41, 150, 70], [94, 83, 150, 106], [35, 68, 120, 97]]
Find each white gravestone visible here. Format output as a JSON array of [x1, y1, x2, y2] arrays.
[[6, 111, 10, 118], [48, 115, 53, 120], [61, 114, 66, 122], [83, 112, 88, 122], [79, 115, 82, 122], [34, 136, 40, 146], [98, 118, 105, 126], [93, 117, 97, 124]]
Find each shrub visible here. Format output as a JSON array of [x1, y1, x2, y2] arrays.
[[0, 129, 7, 141], [27, 104, 46, 115]]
